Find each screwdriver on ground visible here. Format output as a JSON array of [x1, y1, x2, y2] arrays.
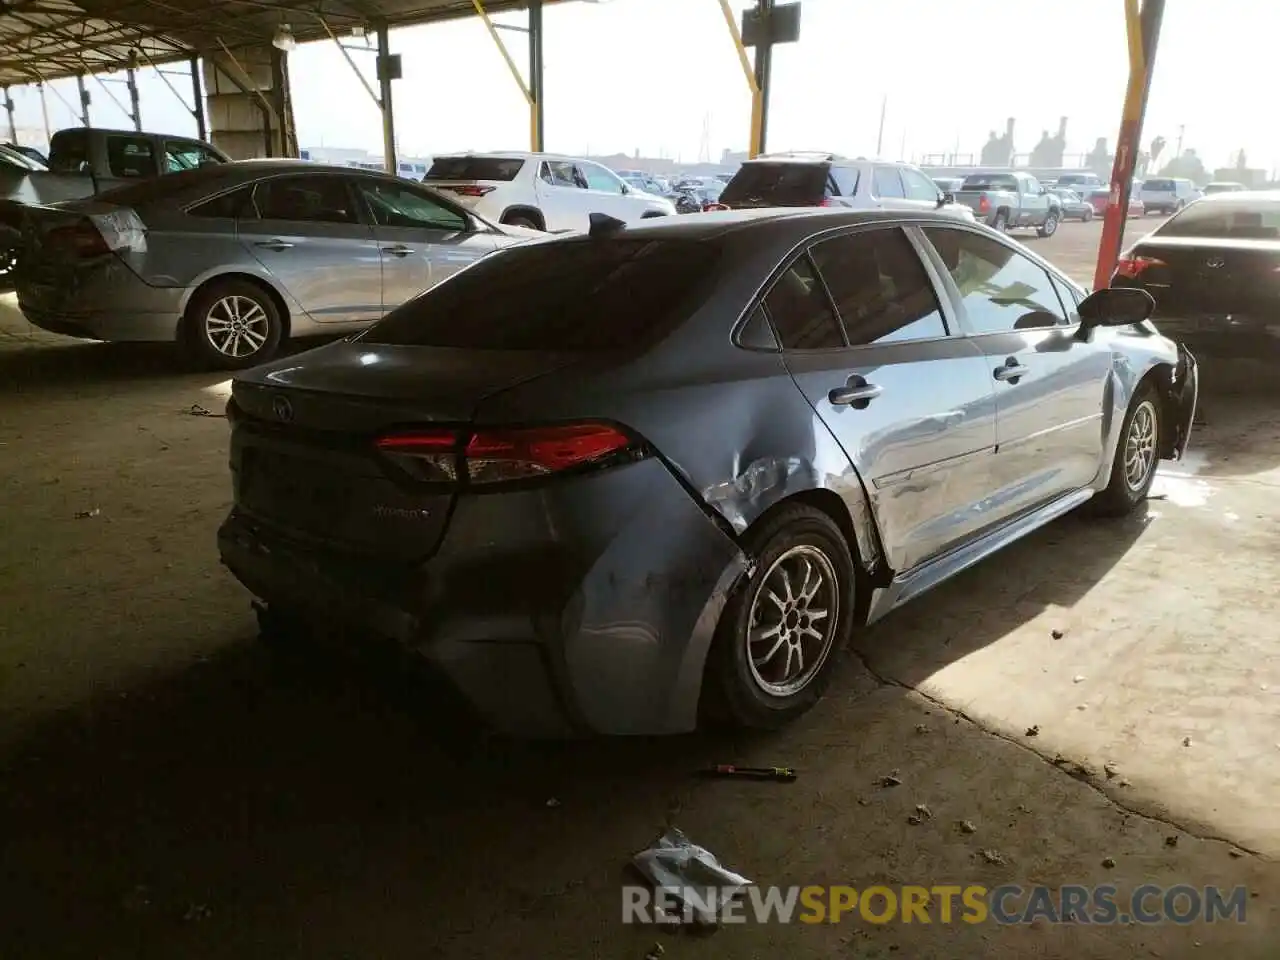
[[700, 764, 797, 782]]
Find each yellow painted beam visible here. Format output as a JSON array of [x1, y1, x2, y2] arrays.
[[716, 0, 764, 158], [470, 0, 539, 150]]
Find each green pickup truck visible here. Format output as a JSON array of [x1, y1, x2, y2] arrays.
[[953, 171, 1063, 237]]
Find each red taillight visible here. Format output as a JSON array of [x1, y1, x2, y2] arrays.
[[704, 202, 729, 212], [821, 197, 838, 208], [1114, 253, 1166, 279], [376, 422, 637, 486], [443, 184, 495, 198], [978, 195, 991, 214], [45, 221, 109, 258]]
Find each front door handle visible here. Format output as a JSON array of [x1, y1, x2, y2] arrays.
[[380, 244, 413, 257], [254, 239, 294, 251], [829, 378, 883, 407], [993, 357, 1029, 383]]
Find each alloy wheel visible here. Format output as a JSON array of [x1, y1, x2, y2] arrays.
[[205, 295, 270, 359], [745, 544, 840, 698], [1123, 400, 1158, 492]]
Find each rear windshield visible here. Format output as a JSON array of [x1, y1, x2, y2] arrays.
[[1157, 202, 1280, 240], [362, 237, 723, 351], [1143, 178, 1175, 191], [1057, 175, 1094, 184], [720, 162, 827, 204], [960, 174, 1017, 191], [424, 157, 525, 182]]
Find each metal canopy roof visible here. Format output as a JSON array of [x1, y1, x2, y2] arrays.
[[0, 0, 564, 85]]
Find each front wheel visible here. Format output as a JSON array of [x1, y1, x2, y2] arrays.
[[1091, 385, 1161, 517], [703, 505, 856, 730], [1082, 207, 1094, 222], [182, 278, 284, 370], [1037, 211, 1060, 238]]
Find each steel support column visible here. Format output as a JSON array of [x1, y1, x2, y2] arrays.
[[529, 0, 544, 152], [753, 0, 774, 155], [76, 74, 90, 127], [2, 86, 15, 143], [126, 56, 142, 131], [190, 56, 207, 141], [1093, 0, 1165, 290], [471, 0, 538, 152], [37, 83, 51, 142], [377, 23, 397, 175]]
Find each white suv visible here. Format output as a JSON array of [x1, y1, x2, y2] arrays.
[[423, 152, 675, 233]]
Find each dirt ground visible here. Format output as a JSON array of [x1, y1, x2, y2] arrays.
[[1, 220, 1278, 959]]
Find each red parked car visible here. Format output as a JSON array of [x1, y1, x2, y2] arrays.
[[1087, 188, 1145, 218]]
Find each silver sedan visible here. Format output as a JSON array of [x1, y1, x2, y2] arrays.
[[13, 160, 539, 368]]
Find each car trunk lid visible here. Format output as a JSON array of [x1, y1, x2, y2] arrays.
[[229, 341, 581, 562], [1122, 236, 1280, 315], [11, 200, 146, 308]]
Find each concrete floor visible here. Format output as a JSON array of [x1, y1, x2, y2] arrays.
[[1, 220, 1277, 958]]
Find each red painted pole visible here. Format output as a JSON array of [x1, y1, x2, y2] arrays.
[[1092, 0, 1165, 291]]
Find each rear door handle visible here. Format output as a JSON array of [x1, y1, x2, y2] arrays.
[[380, 244, 413, 257], [254, 239, 294, 251], [993, 357, 1029, 383], [829, 381, 883, 406]]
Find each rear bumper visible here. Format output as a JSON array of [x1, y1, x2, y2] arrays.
[[217, 457, 747, 737], [16, 259, 185, 342]]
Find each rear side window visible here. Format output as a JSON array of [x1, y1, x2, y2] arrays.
[[106, 135, 158, 179], [1157, 202, 1280, 240], [424, 157, 525, 181], [720, 163, 827, 205], [364, 238, 723, 350], [809, 229, 947, 344], [763, 256, 845, 350], [830, 166, 860, 197], [189, 185, 257, 219]]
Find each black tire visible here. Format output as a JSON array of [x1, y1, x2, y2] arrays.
[[182, 277, 283, 370], [502, 213, 542, 230], [1090, 383, 1162, 517], [992, 210, 1009, 231], [1082, 207, 1093, 222], [1037, 211, 1060, 238], [703, 504, 856, 730]]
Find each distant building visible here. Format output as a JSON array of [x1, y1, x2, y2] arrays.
[[300, 145, 433, 179]]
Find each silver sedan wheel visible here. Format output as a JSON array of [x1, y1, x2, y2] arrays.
[[205, 295, 270, 359], [1123, 399, 1158, 492], [745, 544, 840, 698]]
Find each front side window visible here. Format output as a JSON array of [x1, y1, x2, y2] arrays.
[[106, 136, 158, 179], [873, 166, 905, 199], [163, 140, 222, 173], [900, 167, 940, 202], [763, 256, 845, 350], [581, 163, 625, 194], [254, 175, 358, 224], [809, 229, 947, 345], [922, 228, 1068, 333], [356, 180, 467, 231]]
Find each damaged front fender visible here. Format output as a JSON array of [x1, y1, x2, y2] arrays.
[[1163, 343, 1199, 460]]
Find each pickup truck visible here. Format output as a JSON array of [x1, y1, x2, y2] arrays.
[[953, 171, 1063, 237], [0, 127, 228, 277]]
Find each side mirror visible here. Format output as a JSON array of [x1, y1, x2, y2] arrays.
[[1077, 286, 1155, 329], [940, 191, 954, 207], [619, 183, 630, 194]]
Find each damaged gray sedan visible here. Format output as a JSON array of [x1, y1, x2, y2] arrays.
[[218, 208, 1198, 736]]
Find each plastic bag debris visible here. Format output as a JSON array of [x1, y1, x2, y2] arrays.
[[631, 827, 753, 925]]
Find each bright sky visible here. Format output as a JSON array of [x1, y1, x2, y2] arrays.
[[7, 0, 1275, 171]]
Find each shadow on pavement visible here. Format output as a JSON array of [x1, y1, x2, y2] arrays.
[[0, 501, 1160, 958]]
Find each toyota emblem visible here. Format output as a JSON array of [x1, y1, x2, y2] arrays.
[[272, 395, 294, 422], [1205, 256, 1225, 269]]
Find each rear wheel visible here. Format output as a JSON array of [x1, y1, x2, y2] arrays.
[[1091, 385, 1161, 516], [1082, 207, 1094, 222], [1037, 211, 1060, 238], [182, 277, 283, 370], [703, 505, 855, 730], [501, 212, 542, 230], [992, 210, 1009, 230]]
